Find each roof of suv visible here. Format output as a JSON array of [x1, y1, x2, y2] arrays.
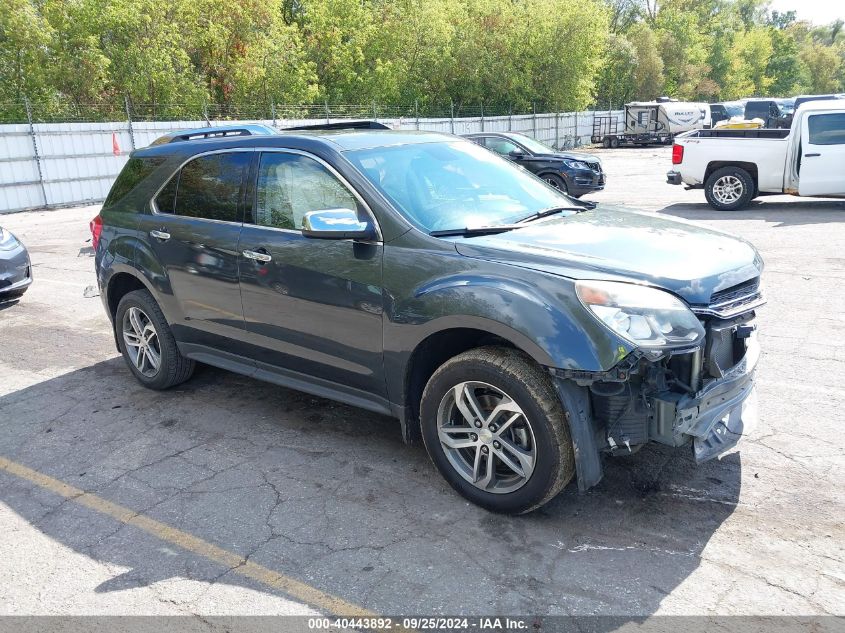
[[141, 121, 458, 157]]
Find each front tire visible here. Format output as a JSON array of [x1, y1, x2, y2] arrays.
[[705, 166, 755, 211], [420, 347, 575, 514], [543, 173, 569, 194], [115, 289, 195, 390]]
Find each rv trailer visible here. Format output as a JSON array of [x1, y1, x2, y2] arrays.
[[592, 101, 710, 148]]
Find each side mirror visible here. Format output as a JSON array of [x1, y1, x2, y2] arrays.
[[508, 150, 526, 159], [301, 208, 375, 240]]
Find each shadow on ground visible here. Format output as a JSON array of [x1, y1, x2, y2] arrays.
[[659, 199, 845, 227], [0, 358, 741, 618]]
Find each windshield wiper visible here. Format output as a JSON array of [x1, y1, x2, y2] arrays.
[[516, 205, 581, 224], [430, 225, 522, 237]]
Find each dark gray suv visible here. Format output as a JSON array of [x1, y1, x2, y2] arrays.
[[93, 122, 763, 513]]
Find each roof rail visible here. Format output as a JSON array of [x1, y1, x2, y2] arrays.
[[282, 120, 391, 132], [149, 123, 278, 146]]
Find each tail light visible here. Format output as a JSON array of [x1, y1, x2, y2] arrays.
[[90, 215, 103, 250], [672, 144, 684, 164]]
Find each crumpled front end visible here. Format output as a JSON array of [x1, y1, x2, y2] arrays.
[[648, 312, 759, 462], [554, 278, 762, 489]]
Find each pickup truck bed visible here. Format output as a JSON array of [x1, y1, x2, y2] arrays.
[[690, 129, 790, 139]]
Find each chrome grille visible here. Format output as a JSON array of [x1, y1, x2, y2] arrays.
[[692, 277, 764, 318]]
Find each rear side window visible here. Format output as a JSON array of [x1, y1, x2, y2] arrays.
[[103, 157, 165, 211], [482, 137, 520, 156], [157, 152, 251, 222], [808, 113, 845, 145], [155, 174, 179, 214]]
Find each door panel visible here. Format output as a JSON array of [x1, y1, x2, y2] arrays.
[[137, 151, 251, 351], [237, 151, 385, 396], [799, 113, 845, 196]]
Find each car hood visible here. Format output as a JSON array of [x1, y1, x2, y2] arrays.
[[453, 206, 762, 305], [535, 151, 598, 164]]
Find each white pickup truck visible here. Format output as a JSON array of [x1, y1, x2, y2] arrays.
[[666, 100, 845, 210]]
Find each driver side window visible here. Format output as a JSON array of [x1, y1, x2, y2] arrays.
[[483, 137, 521, 156], [254, 153, 359, 230]]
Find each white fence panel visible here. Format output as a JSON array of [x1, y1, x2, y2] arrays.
[[0, 110, 623, 214]]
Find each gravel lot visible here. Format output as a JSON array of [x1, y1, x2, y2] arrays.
[[0, 145, 843, 621]]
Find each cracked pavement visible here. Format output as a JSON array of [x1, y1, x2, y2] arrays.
[[0, 145, 843, 618]]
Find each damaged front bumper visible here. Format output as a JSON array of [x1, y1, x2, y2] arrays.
[[652, 330, 759, 462], [552, 317, 760, 491]]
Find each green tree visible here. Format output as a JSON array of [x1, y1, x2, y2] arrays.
[[799, 42, 843, 94], [627, 23, 664, 99], [0, 0, 52, 103], [723, 27, 774, 98], [595, 33, 639, 108]]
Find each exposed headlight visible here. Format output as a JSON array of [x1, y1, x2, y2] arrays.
[[576, 280, 705, 348], [563, 160, 590, 170], [0, 227, 20, 251]]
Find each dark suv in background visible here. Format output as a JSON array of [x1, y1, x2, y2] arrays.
[[464, 131, 605, 197], [93, 122, 763, 513]]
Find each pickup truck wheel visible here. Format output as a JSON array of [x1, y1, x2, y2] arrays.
[[419, 347, 575, 514], [705, 167, 755, 211], [115, 289, 195, 390]]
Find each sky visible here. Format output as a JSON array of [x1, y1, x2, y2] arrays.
[[768, 0, 845, 25]]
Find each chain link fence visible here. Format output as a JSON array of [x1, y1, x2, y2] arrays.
[[0, 98, 622, 214]]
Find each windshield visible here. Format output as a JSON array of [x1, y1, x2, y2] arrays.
[[344, 140, 573, 232], [507, 133, 555, 154]]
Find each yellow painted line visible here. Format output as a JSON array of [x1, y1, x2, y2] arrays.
[[0, 455, 375, 618]]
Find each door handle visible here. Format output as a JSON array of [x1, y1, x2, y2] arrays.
[[242, 250, 272, 263], [149, 229, 170, 241], [804, 153, 821, 157]]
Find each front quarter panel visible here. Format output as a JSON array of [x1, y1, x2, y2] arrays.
[[382, 232, 634, 405]]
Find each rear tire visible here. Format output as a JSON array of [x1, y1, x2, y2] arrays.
[[610, 137, 620, 149], [705, 166, 755, 211], [419, 347, 575, 514], [115, 289, 195, 390], [602, 137, 612, 149]]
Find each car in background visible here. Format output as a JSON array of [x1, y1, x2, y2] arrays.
[[463, 132, 604, 197], [709, 100, 747, 127], [744, 99, 793, 128], [0, 226, 32, 301]]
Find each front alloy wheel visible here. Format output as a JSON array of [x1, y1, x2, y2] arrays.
[[543, 173, 568, 194], [420, 347, 575, 514], [122, 307, 161, 377], [437, 381, 536, 494]]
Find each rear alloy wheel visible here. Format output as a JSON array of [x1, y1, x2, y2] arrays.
[[122, 307, 161, 377], [543, 173, 568, 194], [115, 289, 195, 389], [705, 166, 755, 211], [420, 347, 575, 514]]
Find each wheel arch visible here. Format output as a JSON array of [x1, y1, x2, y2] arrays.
[[399, 320, 557, 444], [705, 161, 758, 188], [106, 270, 153, 321]]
